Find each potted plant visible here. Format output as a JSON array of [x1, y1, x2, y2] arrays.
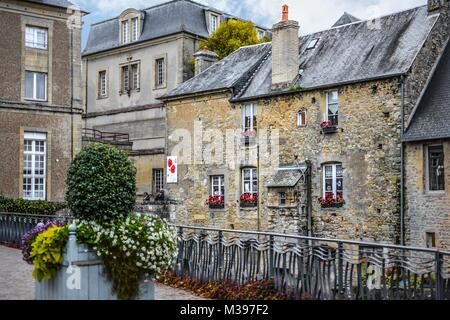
[[240, 193, 258, 208], [21, 143, 177, 300], [319, 193, 345, 208], [206, 195, 225, 209], [320, 120, 338, 134]]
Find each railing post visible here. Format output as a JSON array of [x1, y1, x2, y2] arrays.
[[218, 230, 223, 281], [338, 241, 344, 297], [269, 235, 275, 279], [177, 227, 184, 277], [436, 251, 443, 300]]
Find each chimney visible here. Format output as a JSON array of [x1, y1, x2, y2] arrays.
[[271, 4, 300, 89], [193, 47, 219, 75]]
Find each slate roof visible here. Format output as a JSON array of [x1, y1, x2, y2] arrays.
[[266, 166, 308, 188], [332, 12, 361, 28], [162, 5, 439, 102], [403, 41, 450, 142], [83, 0, 268, 56], [24, 0, 88, 13]]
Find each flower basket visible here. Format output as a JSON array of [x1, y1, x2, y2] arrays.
[[206, 196, 225, 210], [320, 120, 339, 134], [319, 194, 345, 208], [240, 193, 258, 208]]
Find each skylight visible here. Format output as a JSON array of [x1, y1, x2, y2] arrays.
[[306, 38, 320, 50]]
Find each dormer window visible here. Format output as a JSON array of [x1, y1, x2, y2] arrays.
[[257, 30, 265, 40], [306, 38, 320, 50], [119, 9, 143, 45], [210, 14, 219, 34]]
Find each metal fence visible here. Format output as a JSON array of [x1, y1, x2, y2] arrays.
[[173, 225, 450, 300], [0, 213, 69, 247]]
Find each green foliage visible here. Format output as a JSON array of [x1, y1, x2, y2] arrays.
[[65, 143, 136, 222], [0, 193, 65, 215], [75, 214, 177, 300], [199, 20, 269, 60], [159, 272, 289, 300], [288, 85, 304, 91], [188, 57, 196, 75], [30, 225, 69, 281]]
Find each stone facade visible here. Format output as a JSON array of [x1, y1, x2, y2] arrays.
[[405, 141, 450, 249], [0, 0, 84, 201]]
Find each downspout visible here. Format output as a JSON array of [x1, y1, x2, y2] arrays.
[[306, 160, 313, 237], [70, 26, 74, 160], [257, 144, 260, 232], [400, 75, 405, 246]]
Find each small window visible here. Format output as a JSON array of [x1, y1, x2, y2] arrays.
[[155, 58, 165, 88], [153, 169, 164, 194], [428, 146, 445, 191], [279, 192, 287, 206], [25, 71, 47, 101], [306, 38, 320, 50], [210, 14, 219, 34], [297, 110, 306, 127], [25, 26, 48, 49], [242, 104, 257, 146], [98, 71, 107, 98], [257, 30, 265, 40], [322, 163, 343, 198], [326, 91, 339, 126], [23, 132, 47, 200], [426, 232, 436, 248], [121, 63, 139, 92], [211, 175, 225, 197], [131, 17, 139, 42], [121, 20, 130, 44]]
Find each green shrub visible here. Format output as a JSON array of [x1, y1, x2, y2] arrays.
[[66, 143, 136, 222], [0, 193, 65, 215]]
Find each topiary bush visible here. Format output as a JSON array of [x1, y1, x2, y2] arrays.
[[66, 143, 136, 222]]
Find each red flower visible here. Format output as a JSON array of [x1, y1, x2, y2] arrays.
[[320, 120, 333, 129], [240, 193, 258, 203], [206, 195, 224, 206], [318, 193, 345, 208]]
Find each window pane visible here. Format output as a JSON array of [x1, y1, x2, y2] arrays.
[[36, 29, 47, 48], [429, 146, 445, 191], [25, 72, 34, 99], [25, 27, 34, 47], [35, 73, 46, 100]]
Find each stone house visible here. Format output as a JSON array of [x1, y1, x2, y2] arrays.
[[403, 40, 450, 250], [82, 0, 269, 199], [161, 1, 450, 243], [0, 0, 85, 202]]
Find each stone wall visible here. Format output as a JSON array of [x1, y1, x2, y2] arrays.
[[405, 141, 450, 249]]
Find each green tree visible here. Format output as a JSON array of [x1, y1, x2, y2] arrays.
[[199, 19, 269, 60]]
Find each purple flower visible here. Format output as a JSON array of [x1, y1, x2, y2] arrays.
[[21, 220, 66, 264]]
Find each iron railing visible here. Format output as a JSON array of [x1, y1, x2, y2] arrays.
[[82, 128, 130, 143], [173, 225, 450, 300], [0, 213, 69, 247]]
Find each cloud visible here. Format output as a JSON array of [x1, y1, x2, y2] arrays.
[[75, 0, 427, 47]]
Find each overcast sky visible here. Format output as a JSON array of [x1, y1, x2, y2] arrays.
[[73, 0, 427, 49]]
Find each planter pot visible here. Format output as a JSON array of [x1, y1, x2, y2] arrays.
[[240, 202, 258, 208], [35, 225, 154, 300], [209, 204, 225, 210], [321, 202, 344, 209], [321, 126, 339, 134]]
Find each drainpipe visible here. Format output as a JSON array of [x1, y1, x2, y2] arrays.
[[400, 75, 405, 246], [257, 144, 261, 232], [70, 26, 74, 160], [306, 160, 313, 237]]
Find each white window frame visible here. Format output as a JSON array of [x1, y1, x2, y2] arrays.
[[122, 20, 130, 44], [322, 163, 343, 197], [297, 110, 307, 127], [153, 168, 164, 194], [210, 14, 219, 34], [131, 17, 139, 42], [242, 168, 258, 194], [122, 65, 129, 91], [326, 90, 339, 125], [23, 132, 46, 201], [25, 26, 48, 49], [257, 30, 265, 40], [131, 63, 140, 90], [156, 58, 165, 87], [210, 175, 225, 197], [279, 192, 287, 206], [25, 71, 47, 101], [242, 104, 257, 132], [98, 70, 107, 98], [306, 38, 320, 50]]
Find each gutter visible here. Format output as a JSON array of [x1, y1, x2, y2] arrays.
[[160, 88, 231, 102], [400, 75, 405, 246]]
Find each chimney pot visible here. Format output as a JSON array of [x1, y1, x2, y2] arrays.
[[282, 4, 289, 21]]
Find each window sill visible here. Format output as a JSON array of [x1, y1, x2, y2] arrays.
[[25, 46, 48, 51], [154, 85, 167, 91], [321, 126, 340, 134], [425, 190, 446, 196], [97, 96, 109, 100], [24, 99, 48, 103]]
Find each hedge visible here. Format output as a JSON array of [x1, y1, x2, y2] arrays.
[[0, 194, 66, 216]]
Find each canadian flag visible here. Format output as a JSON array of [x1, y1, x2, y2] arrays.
[[167, 156, 177, 183]]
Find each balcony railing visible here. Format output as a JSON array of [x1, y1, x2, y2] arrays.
[[82, 128, 130, 143]]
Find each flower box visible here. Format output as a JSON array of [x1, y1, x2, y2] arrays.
[[240, 202, 258, 208], [320, 120, 339, 134], [319, 194, 345, 209], [35, 225, 155, 300], [240, 193, 258, 208], [206, 196, 224, 210], [209, 204, 225, 210]]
